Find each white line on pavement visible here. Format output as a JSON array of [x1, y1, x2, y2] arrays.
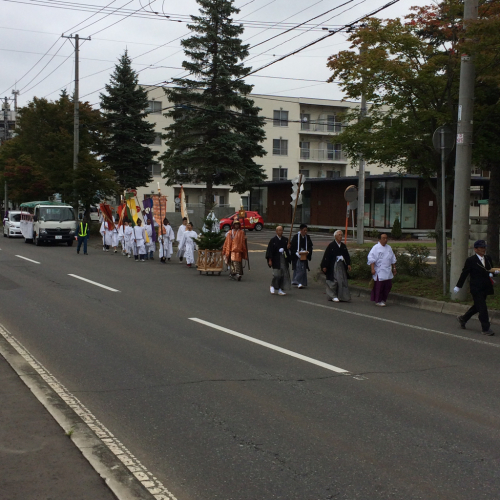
[[68, 274, 120, 292], [15, 255, 40, 264], [298, 300, 500, 348], [189, 318, 351, 374]]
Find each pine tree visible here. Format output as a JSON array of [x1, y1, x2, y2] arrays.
[[194, 212, 226, 250], [160, 0, 267, 215], [100, 51, 157, 190], [391, 217, 402, 240]]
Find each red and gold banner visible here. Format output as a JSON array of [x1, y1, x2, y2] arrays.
[[152, 195, 167, 234], [99, 203, 115, 230]]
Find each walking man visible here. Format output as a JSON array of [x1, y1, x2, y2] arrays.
[[290, 223, 313, 289], [265, 226, 291, 296], [367, 232, 397, 306], [176, 217, 188, 262], [222, 219, 248, 281], [321, 230, 351, 302], [133, 219, 147, 262], [76, 217, 89, 255], [455, 240, 499, 336]]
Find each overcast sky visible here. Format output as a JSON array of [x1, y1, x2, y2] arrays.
[[1, 0, 431, 109]]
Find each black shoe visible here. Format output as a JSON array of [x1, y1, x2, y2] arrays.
[[77, 251, 80, 254], [482, 330, 495, 336], [457, 316, 466, 329], [84, 253, 88, 255], [179, 257, 184, 262]]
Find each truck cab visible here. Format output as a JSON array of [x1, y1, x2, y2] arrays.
[[20, 201, 77, 246]]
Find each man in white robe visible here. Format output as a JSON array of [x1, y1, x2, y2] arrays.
[[367, 232, 397, 306], [99, 220, 113, 251], [117, 224, 126, 255], [133, 219, 147, 262], [159, 218, 175, 263], [123, 221, 134, 258], [145, 219, 156, 260], [176, 217, 188, 262], [177, 222, 197, 267], [111, 223, 119, 253]]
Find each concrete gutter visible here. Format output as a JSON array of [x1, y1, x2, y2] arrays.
[[349, 285, 500, 326]]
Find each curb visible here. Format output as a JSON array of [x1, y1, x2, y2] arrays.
[[0, 324, 178, 500], [348, 285, 500, 325]]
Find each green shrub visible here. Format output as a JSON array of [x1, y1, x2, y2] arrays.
[[369, 229, 379, 238], [396, 244, 430, 277], [391, 217, 402, 239], [349, 249, 373, 280]]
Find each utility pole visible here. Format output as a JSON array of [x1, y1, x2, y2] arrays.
[[2, 97, 9, 216], [11, 90, 19, 112], [62, 33, 91, 220], [356, 47, 367, 244], [449, 0, 478, 300]]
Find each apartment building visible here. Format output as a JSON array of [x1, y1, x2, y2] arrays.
[[139, 87, 382, 214]]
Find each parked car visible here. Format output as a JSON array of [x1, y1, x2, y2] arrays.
[[220, 211, 264, 232], [3, 211, 22, 238]]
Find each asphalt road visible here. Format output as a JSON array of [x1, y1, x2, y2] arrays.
[[0, 231, 499, 500]]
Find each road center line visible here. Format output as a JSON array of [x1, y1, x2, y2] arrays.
[[68, 274, 120, 292], [298, 300, 500, 348], [189, 318, 351, 374], [15, 255, 40, 264]]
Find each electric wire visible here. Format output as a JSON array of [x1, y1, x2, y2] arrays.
[[63, 0, 118, 34]]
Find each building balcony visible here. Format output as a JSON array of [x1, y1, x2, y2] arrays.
[[300, 122, 343, 134], [299, 148, 347, 162]]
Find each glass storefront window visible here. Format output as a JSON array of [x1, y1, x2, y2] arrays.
[[386, 180, 401, 227], [372, 181, 386, 227], [401, 179, 418, 229]]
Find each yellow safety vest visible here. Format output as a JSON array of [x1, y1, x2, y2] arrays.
[[78, 223, 88, 237]]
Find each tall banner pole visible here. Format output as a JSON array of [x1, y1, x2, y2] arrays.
[[289, 174, 303, 242]]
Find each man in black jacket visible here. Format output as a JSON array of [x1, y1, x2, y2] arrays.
[[454, 240, 499, 335], [290, 223, 313, 289], [321, 229, 352, 302], [265, 226, 291, 296]]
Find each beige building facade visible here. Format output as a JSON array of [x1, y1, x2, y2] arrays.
[[140, 86, 386, 213]]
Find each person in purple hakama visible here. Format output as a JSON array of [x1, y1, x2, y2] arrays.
[[367, 232, 397, 307]]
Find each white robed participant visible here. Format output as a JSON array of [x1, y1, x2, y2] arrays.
[[111, 223, 119, 253], [100, 220, 113, 251], [123, 222, 134, 258], [159, 218, 175, 263], [132, 219, 147, 262], [145, 219, 156, 260], [117, 224, 126, 255], [176, 217, 188, 262], [177, 222, 198, 267]]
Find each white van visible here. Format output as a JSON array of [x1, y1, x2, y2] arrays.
[[20, 201, 77, 246], [3, 211, 22, 238]]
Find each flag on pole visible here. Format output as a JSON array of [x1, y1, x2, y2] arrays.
[[99, 203, 115, 230], [142, 197, 156, 242], [152, 195, 167, 234], [290, 175, 304, 206], [179, 186, 189, 222]]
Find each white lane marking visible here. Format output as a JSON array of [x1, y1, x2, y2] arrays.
[[68, 274, 120, 292], [15, 255, 40, 264], [0, 323, 178, 500], [189, 318, 351, 374], [298, 300, 500, 348]]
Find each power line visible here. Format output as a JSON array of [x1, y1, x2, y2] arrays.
[[23, 51, 74, 95], [63, 0, 118, 34]]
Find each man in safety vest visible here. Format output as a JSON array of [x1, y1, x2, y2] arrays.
[[77, 217, 90, 255]]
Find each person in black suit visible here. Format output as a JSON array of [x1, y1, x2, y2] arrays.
[[265, 226, 291, 296], [454, 240, 499, 336], [290, 223, 313, 289], [321, 229, 352, 302]]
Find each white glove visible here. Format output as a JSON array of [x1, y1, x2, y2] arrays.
[[279, 248, 284, 253], [336, 255, 344, 262], [296, 252, 300, 258], [489, 273, 494, 278], [495, 270, 500, 275], [453, 286, 460, 294]]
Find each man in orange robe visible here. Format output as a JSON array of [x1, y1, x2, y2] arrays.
[[223, 219, 248, 281]]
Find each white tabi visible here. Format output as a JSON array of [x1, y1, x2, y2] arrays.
[[145, 223, 156, 253], [367, 242, 397, 281], [132, 226, 146, 256], [177, 230, 198, 264], [176, 223, 187, 258], [124, 226, 134, 254], [159, 224, 175, 259], [100, 221, 113, 247]]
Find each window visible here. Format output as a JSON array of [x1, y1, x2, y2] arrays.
[[326, 171, 340, 179], [327, 143, 342, 160], [148, 163, 162, 176], [146, 101, 162, 114], [273, 139, 288, 155], [327, 115, 342, 133], [299, 141, 310, 159], [152, 133, 162, 145], [300, 113, 310, 130], [273, 110, 289, 127], [272, 168, 288, 181], [299, 169, 309, 178]]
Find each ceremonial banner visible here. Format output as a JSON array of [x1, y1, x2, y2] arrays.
[[99, 203, 115, 230], [125, 198, 140, 226], [142, 197, 156, 242], [152, 195, 167, 235], [179, 186, 189, 222]]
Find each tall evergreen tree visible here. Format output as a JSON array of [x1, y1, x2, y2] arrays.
[[160, 0, 267, 215], [100, 51, 157, 190]]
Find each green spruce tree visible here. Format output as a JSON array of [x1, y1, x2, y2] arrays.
[[160, 0, 267, 215], [100, 51, 157, 190], [194, 213, 226, 250]]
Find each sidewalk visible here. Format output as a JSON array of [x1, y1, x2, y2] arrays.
[[0, 354, 117, 500]]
